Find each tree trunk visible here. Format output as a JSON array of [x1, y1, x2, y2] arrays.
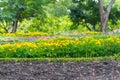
[[11, 7, 24, 33], [12, 20, 18, 33], [92, 25, 95, 31], [98, 0, 115, 33], [4, 27, 9, 33], [100, 12, 108, 33], [86, 25, 92, 31]]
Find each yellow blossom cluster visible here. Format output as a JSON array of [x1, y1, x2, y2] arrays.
[[0, 36, 120, 58], [106, 36, 120, 43], [0, 42, 37, 53], [41, 39, 75, 47], [1, 32, 50, 37], [83, 31, 100, 35]]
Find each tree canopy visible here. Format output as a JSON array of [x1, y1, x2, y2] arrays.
[[69, 0, 120, 32], [0, 0, 53, 32], [0, 0, 120, 33]]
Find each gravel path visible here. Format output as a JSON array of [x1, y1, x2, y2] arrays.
[[0, 60, 120, 80]]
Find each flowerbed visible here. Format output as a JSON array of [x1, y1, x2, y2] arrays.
[[0, 36, 120, 58], [0, 32, 51, 37]]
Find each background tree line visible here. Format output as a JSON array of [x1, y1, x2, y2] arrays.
[[0, 0, 120, 33]]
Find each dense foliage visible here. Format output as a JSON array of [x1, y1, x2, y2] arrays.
[[0, 0, 54, 33], [0, 0, 120, 60], [69, 0, 120, 31], [0, 34, 120, 58], [0, 0, 119, 33]]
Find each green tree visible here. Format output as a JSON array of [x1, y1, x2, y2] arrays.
[[69, 0, 100, 30], [27, 0, 72, 33], [44, 0, 72, 17], [0, 0, 51, 33], [69, 0, 119, 32], [98, 0, 115, 32]]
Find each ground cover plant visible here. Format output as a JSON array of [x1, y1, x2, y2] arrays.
[[0, 32, 51, 37], [0, 32, 120, 60]]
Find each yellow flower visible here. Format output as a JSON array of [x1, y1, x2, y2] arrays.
[[75, 38, 79, 41], [96, 40, 101, 45]]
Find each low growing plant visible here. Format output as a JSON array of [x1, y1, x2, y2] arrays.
[[0, 36, 120, 58]]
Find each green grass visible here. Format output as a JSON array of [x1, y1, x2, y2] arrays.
[[0, 56, 117, 62]]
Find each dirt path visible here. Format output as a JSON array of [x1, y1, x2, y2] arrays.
[[0, 60, 120, 80]]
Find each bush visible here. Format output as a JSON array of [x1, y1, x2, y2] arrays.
[[28, 15, 72, 33]]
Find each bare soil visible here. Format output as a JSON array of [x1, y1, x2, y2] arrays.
[[0, 60, 120, 80]]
